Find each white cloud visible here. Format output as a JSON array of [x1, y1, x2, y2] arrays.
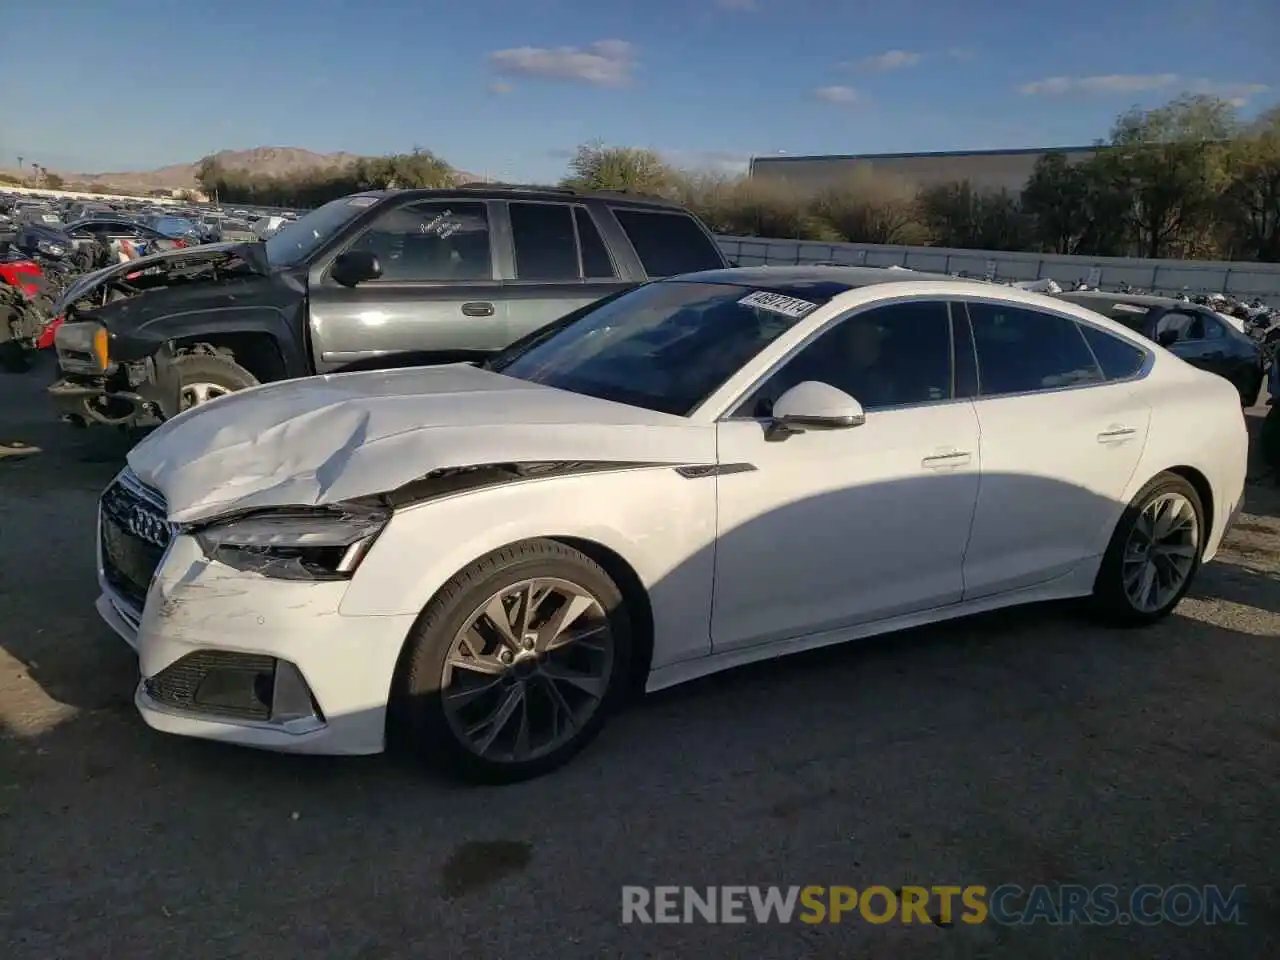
[[487, 39, 636, 88], [662, 148, 754, 172], [487, 80, 514, 95], [856, 50, 921, 71], [1018, 74, 1178, 96], [714, 0, 757, 9], [1189, 79, 1270, 107], [812, 85, 859, 104], [1018, 73, 1270, 106]]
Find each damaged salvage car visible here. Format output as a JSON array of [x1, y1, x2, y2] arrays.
[[93, 266, 1247, 782], [49, 185, 728, 428]]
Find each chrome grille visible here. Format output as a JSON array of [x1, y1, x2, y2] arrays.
[[99, 470, 172, 608]]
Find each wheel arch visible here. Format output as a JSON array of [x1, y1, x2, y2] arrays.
[[173, 332, 287, 383], [551, 535, 655, 696], [1163, 465, 1215, 552], [385, 533, 657, 715]]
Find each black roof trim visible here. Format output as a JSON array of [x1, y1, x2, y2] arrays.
[[391, 183, 684, 209]]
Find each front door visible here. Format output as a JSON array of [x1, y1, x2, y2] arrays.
[[710, 299, 981, 652], [307, 199, 509, 371]]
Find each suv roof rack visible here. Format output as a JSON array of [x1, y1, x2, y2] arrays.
[[449, 182, 677, 205]]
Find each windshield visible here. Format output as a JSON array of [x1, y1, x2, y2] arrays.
[[495, 281, 821, 416], [263, 195, 376, 267]]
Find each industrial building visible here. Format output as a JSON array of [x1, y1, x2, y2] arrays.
[[749, 145, 1099, 195]]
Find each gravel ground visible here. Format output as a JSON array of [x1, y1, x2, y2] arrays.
[[1, 361, 1278, 959]]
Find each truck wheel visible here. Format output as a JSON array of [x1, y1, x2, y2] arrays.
[[174, 353, 259, 410]]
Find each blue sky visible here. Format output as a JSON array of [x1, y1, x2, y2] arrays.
[[6, 0, 1277, 180]]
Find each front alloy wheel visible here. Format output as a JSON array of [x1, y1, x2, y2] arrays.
[[441, 577, 615, 763], [396, 540, 632, 783]]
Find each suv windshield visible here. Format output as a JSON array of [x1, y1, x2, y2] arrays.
[[264, 195, 376, 267], [495, 281, 822, 416]]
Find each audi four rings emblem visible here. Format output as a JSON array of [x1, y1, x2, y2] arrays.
[[125, 504, 171, 548]]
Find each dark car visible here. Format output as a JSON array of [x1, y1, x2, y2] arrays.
[[48, 184, 729, 428], [1054, 291, 1266, 406], [61, 217, 188, 257]]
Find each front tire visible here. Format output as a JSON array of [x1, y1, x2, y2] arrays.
[[174, 353, 258, 411], [1091, 472, 1204, 626], [394, 539, 633, 783]]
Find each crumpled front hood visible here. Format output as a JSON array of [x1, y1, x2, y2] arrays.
[[128, 364, 715, 524], [53, 241, 270, 316]]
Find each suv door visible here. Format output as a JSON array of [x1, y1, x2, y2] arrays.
[[306, 199, 507, 371], [959, 300, 1153, 599], [711, 299, 981, 651], [499, 201, 632, 340]]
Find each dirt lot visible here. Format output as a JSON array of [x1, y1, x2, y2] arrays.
[[1, 365, 1278, 959]]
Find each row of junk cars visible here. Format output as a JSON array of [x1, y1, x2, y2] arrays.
[[0, 189, 296, 370], [1, 186, 1279, 403]]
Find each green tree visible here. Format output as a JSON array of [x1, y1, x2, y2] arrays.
[[1220, 107, 1280, 261], [1102, 94, 1238, 258], [561, 141, 676, 194]]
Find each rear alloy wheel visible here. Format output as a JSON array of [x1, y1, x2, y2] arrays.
[[396, 540, 632, 783], [173, 353, 258, 411], [1092, 472, 1204, 626]]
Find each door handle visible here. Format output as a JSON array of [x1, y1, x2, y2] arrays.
[[461, 301, 495, 318], [1097, 426, 1137, 442], [922, 451, 972, 468]]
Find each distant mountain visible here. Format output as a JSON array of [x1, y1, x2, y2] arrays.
[[3, 147, 481, 193]]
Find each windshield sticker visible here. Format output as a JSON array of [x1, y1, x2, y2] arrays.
[[739, 290, 819, 319], [346, 196, 379, 207]]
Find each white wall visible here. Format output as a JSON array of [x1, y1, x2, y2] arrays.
[[716, 236, 1280, 302], [0, 185, 186, 205]]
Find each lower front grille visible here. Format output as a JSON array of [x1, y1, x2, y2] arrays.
[[145, 651, 279, 721]]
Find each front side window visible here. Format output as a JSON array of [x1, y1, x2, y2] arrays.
[[344, 201, 493, 282], [495, 281, 822, 415], [737, 300, 953, 416]]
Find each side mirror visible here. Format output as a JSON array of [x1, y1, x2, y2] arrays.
[[330, 250, 382, 287], [767, 381, 865, 440]]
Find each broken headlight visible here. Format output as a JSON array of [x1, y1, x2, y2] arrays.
[[194, 505, 389, 581]]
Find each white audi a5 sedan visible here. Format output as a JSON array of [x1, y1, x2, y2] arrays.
[[95, 266, 1249, 782]]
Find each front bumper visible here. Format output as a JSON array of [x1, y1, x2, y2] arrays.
[[98, 525, 417, 756], [50, 331, 182, 427]]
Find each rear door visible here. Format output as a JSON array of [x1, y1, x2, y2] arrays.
[[306, 198, 508, 371], [960, 300, 1153, 599], [498, 200, 632, 340]]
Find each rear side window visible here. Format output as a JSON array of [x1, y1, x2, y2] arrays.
[[510, 202, 579, 281], [611, 208, 724, 278], [1078, 323, 1147, 381], [968, 302, 1104, 396]]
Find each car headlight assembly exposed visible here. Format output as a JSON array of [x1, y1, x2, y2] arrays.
[[37, 239, 67, 257], [193, 505, 389, 580]]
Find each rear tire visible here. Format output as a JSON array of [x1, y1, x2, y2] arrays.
[[393, 539, 632, 784], [174, 353, 258, 410], [1090, 472, 1204, 627]]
